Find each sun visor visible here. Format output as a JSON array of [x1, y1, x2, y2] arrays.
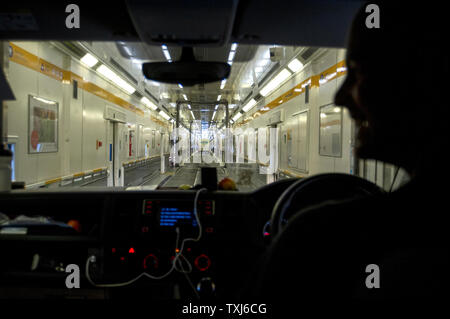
[[126, 0, 239, 47], [231, 0, 363, 47]]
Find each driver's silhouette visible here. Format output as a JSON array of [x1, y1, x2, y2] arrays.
[[251, 2, 450, 300]]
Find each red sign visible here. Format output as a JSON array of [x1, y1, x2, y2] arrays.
[[129, 134, 132, 156], [31, 130, 39, 150]]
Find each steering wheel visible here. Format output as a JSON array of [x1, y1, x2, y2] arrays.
[[268, 173, 383, 239]]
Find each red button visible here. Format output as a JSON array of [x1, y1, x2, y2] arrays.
[[194, 254, 211, 272], [143, 254, 159, 270]]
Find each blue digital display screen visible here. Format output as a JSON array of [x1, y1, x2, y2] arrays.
[[159, 207, 198, 228]]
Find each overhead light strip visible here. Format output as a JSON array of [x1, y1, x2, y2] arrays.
[[232, 112, 242, 121], [228, 43, 238, 65], [141, 97, 158, 110], [287, 58, 304, 73], [242, 98, 257, 112], [80, 53, 98, 67], [162, 44, 172, 62], [159, 110, 170, 120], [97, 64, 136, 94], [259, 68, 291, 97]]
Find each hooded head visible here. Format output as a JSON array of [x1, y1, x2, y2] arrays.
[[334, 2, 449, 178]]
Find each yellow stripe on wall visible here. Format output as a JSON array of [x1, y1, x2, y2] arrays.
[[8, 42, 167, 127], [238, 60, 347, 126]]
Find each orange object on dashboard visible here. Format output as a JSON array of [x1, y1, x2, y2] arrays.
[[218, 177, 237, 191], [67, 219, 81, 232]]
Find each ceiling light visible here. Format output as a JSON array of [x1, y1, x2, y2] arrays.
[[80, 53, 98, 67], [229, 104, 236, 108], [190, 110, 195, 119], [187, 104, 191, 109], [334, 107, 341, 113], [178, 83, 183, 88], [242, 98, 257, 112], [220, 79, 226, 89], [159, 110, 170, 120], [287, 58, 304, 73], [217, 95, 221, 101], [232, 112, 242, 121], [183, 94, 188, 101], [231, 43, 237, 51], [227, 61, 233, 66], [162, 45, 171, 62], [259, 68, 291, 97], [228, 51, 236, 61], [141, 97, 158, 110], [97, 64, 135, 94], [212, 111, 217, 120], [215, 105, 219, 110]]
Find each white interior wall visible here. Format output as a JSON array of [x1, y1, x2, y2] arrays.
[[237, 48, 380, 183], [5, 41, 169, 184]]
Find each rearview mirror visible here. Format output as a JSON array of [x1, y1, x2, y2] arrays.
[[142, 46, 230, 86], [142, 61, 230, 86]]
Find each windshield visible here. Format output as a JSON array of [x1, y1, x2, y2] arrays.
[[3, 40, 406, 192]]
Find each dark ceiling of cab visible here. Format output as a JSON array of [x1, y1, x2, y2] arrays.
[[0, 0, 363, 48]]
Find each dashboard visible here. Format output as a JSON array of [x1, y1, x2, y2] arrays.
[[0, 179, 297, 300]]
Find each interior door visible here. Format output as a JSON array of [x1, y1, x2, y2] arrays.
[[106, 121, 115, 186], [106, 120, 124, 186]]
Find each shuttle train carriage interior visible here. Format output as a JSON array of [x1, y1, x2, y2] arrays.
[[0, 0, 449, 303]]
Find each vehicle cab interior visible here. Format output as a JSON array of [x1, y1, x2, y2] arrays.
[[1, 0, 449, 308]]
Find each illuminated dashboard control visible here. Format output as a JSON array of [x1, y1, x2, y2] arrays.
[[143, 253, 159, 270], [196, 277, 216, 295], [194, 254, 211, 272], [143, 200, 153, 215]]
